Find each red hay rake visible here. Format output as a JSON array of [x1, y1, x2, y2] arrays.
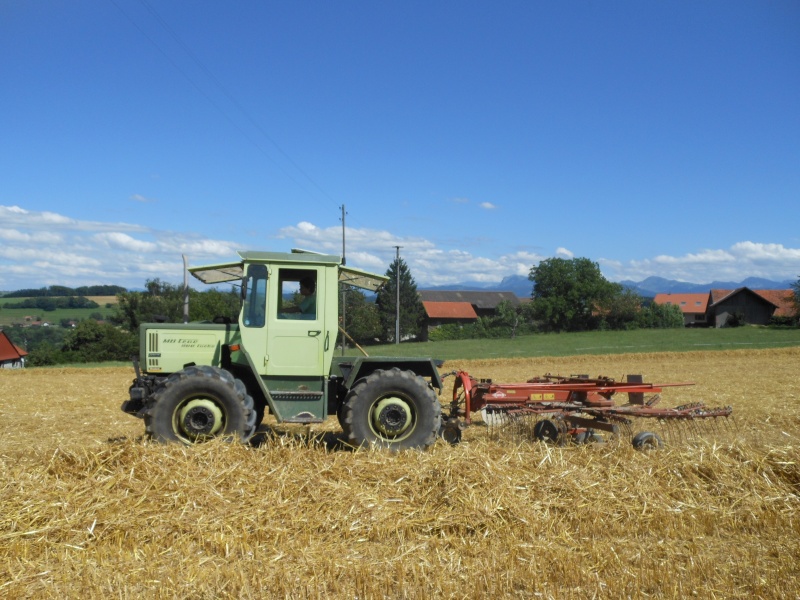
[[440, 371, 734, 449]]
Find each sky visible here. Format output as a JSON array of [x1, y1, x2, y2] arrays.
[[1, 1, 799, 292]]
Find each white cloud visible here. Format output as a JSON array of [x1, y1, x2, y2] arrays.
[[602, 242, 800, 283], [479, 202, 497, 210], [0, 229, 63, 244], [130, 194, 156, 203], [0, 205, 240, 291], [94, 232, 159, 253], [0, 206, 796, 291]]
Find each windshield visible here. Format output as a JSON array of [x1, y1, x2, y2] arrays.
[[242, 264, 268, 328]]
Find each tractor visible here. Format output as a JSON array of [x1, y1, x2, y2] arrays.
[[121, 249, 445, 450]]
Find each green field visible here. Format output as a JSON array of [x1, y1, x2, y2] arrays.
[[363, 326, 800, 360], [0, 296, 119, 327]]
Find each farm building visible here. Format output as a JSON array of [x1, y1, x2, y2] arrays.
[[0, 330, 27, 369], [419, 291, 519, 339], [654, 288, 795, 327], [652, 293, 710, 327], [419, 291, 519, 317], [421, 301, 479, 333]]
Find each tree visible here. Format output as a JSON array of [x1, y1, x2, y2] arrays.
[[494, 299, 525, 338], [339, 285, 382, 345], [112, 279, 185, 332], [792, 276, 800, 325], [376, 257, 425, 342], [599, 288, 643, 330], [112, 279, 240, 333], [637, 301, 685, 329], [529, 257, 620, 332], [188, 288, 241, 323], [60, 320, 138, 363]]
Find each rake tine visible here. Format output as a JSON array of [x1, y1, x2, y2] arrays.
[[669, 420, 680, 444]]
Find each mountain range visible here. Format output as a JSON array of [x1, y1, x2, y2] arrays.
[[422, 275, 795, 299]]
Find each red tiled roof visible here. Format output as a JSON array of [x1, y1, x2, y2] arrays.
[[0, 331, 27, 361], [422, 301, 478, 319], [753, 289, 795, 318], [710, 287, 779, 309], [653, 293, 709, 314]]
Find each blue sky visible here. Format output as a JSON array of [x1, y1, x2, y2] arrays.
[[1, 1, 798, 292]]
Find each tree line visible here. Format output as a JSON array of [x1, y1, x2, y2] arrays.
[[2, 296, 100, 311], [2, 285, 126, 298], [6, 256, 798, 366]]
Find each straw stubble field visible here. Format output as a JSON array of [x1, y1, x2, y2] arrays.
[[1, 348, 798, 598]]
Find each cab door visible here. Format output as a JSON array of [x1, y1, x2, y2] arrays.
[[265, 267, 325, 376]]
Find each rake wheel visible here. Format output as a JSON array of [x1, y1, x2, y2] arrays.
[[632, 431, 664, 451]]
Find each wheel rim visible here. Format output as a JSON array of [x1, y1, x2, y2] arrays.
[[177, 398, 225, 440], [371, 396, 414, 439]]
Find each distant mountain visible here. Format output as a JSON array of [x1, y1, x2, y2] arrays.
[[620, 276, 794, 298], [421, 274, 532, 297], [423, 275, 793, 299]]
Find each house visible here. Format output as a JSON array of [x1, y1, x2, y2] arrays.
[[751, 289, 796, 320], [422, 301, 479, 328], [653, 293, 710, 327], [419, 291, 519, 339], [0, 330, 28, 369], [419, 291, 519, 317], [708, 288, 779, 328], [654, 288, 795, 328]]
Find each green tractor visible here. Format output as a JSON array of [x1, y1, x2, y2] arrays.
[[121, 249, 446, 450]]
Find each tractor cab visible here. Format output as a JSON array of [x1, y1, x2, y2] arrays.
[[189, 250, 388, 423]]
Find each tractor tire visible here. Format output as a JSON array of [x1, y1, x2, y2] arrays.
[[632, 431, 663, 451], [145, 365, 256, 444], [341, 368, 441, 451], [253, 397, 267, 429]]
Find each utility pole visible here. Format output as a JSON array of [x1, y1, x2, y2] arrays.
[[340, 204, 347, 266], [340, 205, 347, 355], [394, 245, 402, 344]]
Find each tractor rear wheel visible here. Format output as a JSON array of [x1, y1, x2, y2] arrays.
[[145, 365, 256, 444], [341, 368, 441, 451]]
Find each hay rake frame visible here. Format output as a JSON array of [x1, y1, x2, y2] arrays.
[[440, 371, 734, 448]]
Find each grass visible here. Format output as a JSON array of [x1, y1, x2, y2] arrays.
[[364, 326, 800, 360], [0, 296, 119, 327], [0, 349, 798, 598]]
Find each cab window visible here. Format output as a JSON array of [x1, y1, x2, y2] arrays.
[[277, 269, 317, 320], [242, 264, 268, 327]]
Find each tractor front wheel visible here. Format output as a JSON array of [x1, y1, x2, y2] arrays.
[[341, 368, 441, 451], [145, 365, 256, 444]]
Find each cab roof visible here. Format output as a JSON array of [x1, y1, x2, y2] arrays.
[[188, 249, 388, 292]]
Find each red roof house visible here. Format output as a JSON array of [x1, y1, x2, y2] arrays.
[[652, 293, 710, 327], [0, 330, 28, 369], [654, 288, 795, 328], [421, 301, 479, 340]]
